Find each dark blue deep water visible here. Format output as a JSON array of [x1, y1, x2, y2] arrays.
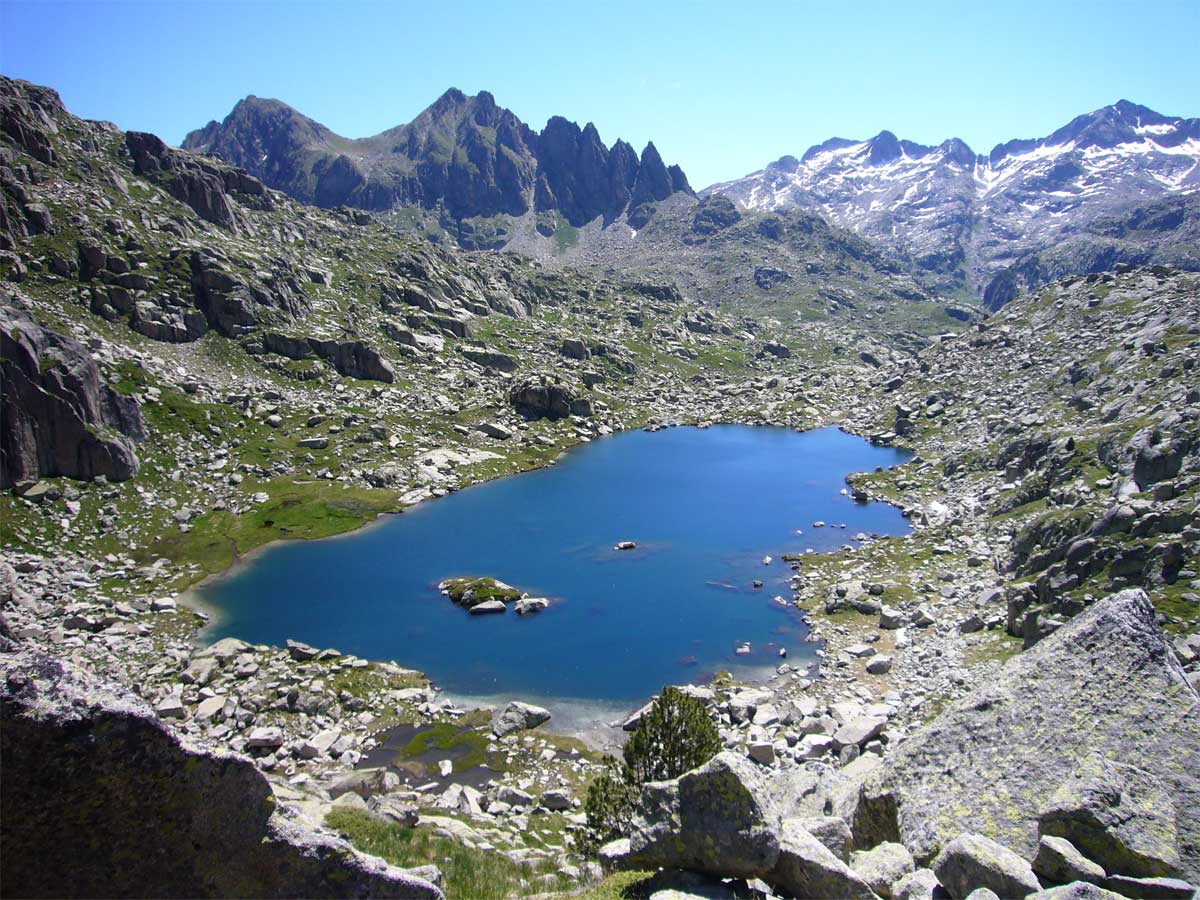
[[199, 426, 910, 713]]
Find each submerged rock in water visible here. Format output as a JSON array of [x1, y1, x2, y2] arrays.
[[513, 597, 549, 615]]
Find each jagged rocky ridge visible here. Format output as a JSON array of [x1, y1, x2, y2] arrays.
[[182, 88, 692, 240], [1, 70, 1199, 900], [708, 100, 1200, 301]]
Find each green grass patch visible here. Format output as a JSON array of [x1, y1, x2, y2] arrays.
[[325, 808, 572, 899], [563, 870, 659, 899], [398, 722, 493, 773], [143, 478, 399, 583]]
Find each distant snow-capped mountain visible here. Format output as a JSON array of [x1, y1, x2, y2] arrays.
[[705, 100, 1200, 299]]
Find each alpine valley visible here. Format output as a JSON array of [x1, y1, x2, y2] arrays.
[[1, 71, 1198, 900]]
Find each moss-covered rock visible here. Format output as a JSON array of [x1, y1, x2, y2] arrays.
[[437, 576, 521, 608]]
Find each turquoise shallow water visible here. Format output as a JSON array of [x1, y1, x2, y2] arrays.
[[200, 425, 911, 707]]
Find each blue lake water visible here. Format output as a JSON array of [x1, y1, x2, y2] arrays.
[[199, 425, 911, 714]]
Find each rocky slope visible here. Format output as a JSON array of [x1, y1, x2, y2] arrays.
[[982, 190, 1200, 309], [708, 100, 1200, 300], [182, 88, 692, 247], [515, 192, 976, 331], [0, 647, 443, 899]]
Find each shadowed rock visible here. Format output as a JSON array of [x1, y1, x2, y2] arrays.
[[0, 649, 442, 899], [1, 305, 144, 488]]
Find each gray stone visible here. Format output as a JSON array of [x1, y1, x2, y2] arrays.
[[851, 841, 917, 898], [1039, 757, 1182, 879], [629, 751, 781, 878], [932, 833, 1041, 900], [155, 694, 186, 719], [748, 742, 776, 764], [475, 422, 512, 440], [491, 701, 551, 737], [246, 726, 284, 750], [286, 639, 319, 661], [513, 597, 549, 615], [299, 728, 341, 760], [194, 637, 252, 664], [834, 716, 887, 749], [181, 657, 217, 686], [598, 838, 633, 873], [194, 695, 226, 721], [1033, 836, 1107, 887], [894, 869, 946, 900], [1101, 875, 1198, 899], [867, 655, 894, 674], [964, 890, 1001, 900], [1028, 884, 1127, 900], [843, 590, 1200, 883], [0, 649, 442, 899], [770, 818, 880, 899], [468, 599, 506, 615], [540, 789, 573, 811], [801, 815, 855, 862]]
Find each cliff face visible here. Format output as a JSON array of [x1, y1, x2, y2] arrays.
[[182, 89, 693, 228], [0, 304, 145, 489], [0, 647, 443, 899]]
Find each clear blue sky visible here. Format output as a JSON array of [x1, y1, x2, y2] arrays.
[[2, 0, 1198, 188]]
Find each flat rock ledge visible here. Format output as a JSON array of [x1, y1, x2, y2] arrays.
[[0, 648, 442, 899]]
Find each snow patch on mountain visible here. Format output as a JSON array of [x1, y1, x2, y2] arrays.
[[705, 101, 1200, 297]]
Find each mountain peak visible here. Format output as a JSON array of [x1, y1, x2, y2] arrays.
[[184, 87, 691, 236], [867, 130, 903, 165]]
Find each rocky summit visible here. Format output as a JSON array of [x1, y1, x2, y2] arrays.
[[183, 88, 692, 250], [0, 47, 1198, 900]]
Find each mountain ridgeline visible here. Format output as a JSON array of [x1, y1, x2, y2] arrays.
[[183, 89, 692, 231], [708, 100, 1200, 303]]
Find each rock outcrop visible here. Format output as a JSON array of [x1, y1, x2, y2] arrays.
[[841, 589, 1200, 881], [508, 372, 592, 420], [0, 648, 442, 899], [1, 304, 144, 488], [126, 130, 270, 233], [263, 332, 395, 383]]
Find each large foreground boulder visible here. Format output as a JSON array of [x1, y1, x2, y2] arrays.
[[1, 304, 144, 488], [0, 649, 442, 899], [932, 833, 1041, 899], [629, 751, 782, 878], [842, 589, 1200, 881], [628, 751, 883, 898]]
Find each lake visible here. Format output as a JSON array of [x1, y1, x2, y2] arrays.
[[199, 425, 911, 721]]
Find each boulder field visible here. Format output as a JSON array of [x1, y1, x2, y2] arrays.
[[605, 589, 1199, 899]]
